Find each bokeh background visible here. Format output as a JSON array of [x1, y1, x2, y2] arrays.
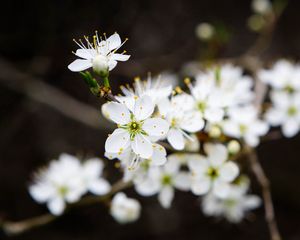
[[1, 0, 300, 239]]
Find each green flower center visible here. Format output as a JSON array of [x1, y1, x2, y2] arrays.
[[288, 106, 297, 116], [198, 101, 207, 113], [58, 186, 68, 196], [206, 167, 219, 179], [161, 174, 173, 186], [239, 124, 247, 134], [284, 85, 294, 94]]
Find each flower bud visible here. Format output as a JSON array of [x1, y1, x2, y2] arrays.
[[195, 23, 215, 41], [209, 125, 222, 138], [228, 140, 241, 155]]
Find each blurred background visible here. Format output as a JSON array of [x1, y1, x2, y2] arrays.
[[1, 0, 300, 239]]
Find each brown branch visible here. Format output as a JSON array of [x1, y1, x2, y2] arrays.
[[0, 58, 113, 131], [246, 146, 281, 240], [1, 180, 132, 237]]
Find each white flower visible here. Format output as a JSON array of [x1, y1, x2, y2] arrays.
[[252, 0, 272, 14], [202, 182, 261, 223], [105, 142, 167, 171], [115, 75, 173, 112], [80, 158, 111, 195], [104, 95, 169, 159], [223, 105, 269, 147], [158, 94, 204, 150], [265, 91, 300, 137], [135, 154, 190, 208], [258, 60, 300, 92], [29, 154, 111, 215], [195, 23, 215, 41], [188, 143, 239, 199], [110, 192, 141, 224], [29, 154, 86, 215], [68, 32, 130, 73]]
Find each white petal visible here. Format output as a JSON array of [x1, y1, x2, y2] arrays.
[[83, 159, 103, 179], [107, 33, 121, 51], [150, 144, 167, 166], [47, 197, 65, 215], [243, 195, 261, 210], [191, 177, 211, 195], [205, 143, 228, 167], [173, 172, 191, 191], [212, 181, 230, 199], [223, 121, 241, 138], [111, 53, 130, 61], [180, 111, 204, 132], [135, 178, 160, 196], [142, 118, 169, 137], [187, 155, 209, 174], [167, 129, 185, 150], [265, 108, 285, 126], [104, 102, 131, 124], [282, 119, 300, 137], [105, 128, 130, 153], [131, 134, 153, 158], [219, 162, 239, 182], [29, 184, 55, 203], [108, 60, 118, 70], [75, 49, 96, 59], [204, 107, 224, 122], [68, 59, 92, 72], [158, 186, 174, 209], [244, 134, 259, 147], [133, 95, 155, 121], [88, 178, 111, 195]]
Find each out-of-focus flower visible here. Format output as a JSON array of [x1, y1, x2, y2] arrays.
[[116, 75, 173, 111], [29, 154, 110, 215], [265, 91, 300, 137], [248, 14, 266, 32], [68, 32, 130, 73], [158, 94, 204, 150], [105, 143, 167, 171], [104, 95, 169, 159], [184, 134, 200, 152], [135, 155, 190, 208], [81, 158, 111, 195], [251, 0, 272, 15], [188, 143, 239, 199], [258, 60, 300, 92], [195, 23, 215, 41], [110, 192, 141, 224], [202, 180, 261, 223], [223, 105, 269, 147]]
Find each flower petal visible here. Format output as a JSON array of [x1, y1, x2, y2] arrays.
[[88, 178, 111, 195], [191, 176, 211, 195], [47, 197, 65, 215], [167, 129, 185, 150], [158, 186, 174, 209], [212, 181, 230, 199], [173, 172, 191, 191], [282, 119, 300, 137], [68, 59, 92, 72], [105, 128, 130, 153], [108, 60, 118, 70], [150, 144, 167, 166], [205, 143, 228, 167], [104, 102, 131, 124], [133, 95, 155, 121], [219, 162, 239, 182], [142, 118, 169, 137], [131, 134, 153, 158], [107, 33, 121, 51], [111, 53, 130, 61], [180, 111, 204, 132], [75, 49, 96, 60]]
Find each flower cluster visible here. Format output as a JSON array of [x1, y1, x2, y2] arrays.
[[259, 60, 300, 137], [29, 154, 111, 215]]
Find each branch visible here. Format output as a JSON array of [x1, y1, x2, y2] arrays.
[[0, 58, 113, 131], [246, 146, 281, 240], [1, 180, 132, 236]]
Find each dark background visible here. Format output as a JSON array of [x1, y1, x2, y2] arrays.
[[1, 0, 300, 239]]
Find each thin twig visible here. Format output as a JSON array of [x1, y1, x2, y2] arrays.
[[246, 146, 281, 240], [0, 58, 113, 131], [1, 180, 132, 236]]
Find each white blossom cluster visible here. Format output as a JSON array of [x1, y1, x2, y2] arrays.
[[29, 32, 300, 226], [259, 60, 300, 137], [29, 154, 111, 215]]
